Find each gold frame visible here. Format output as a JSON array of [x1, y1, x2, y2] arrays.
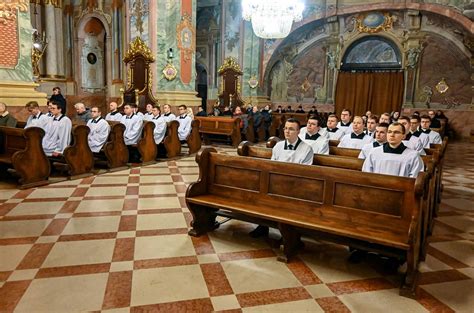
[[435, 78, 449, 94], [162, 63, 177, 81], [248, 75, 258, 89], [176, 13, 195, 61], [356, 12, 393, 34]]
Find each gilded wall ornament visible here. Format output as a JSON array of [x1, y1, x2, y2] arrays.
[[435, 78, 449, 94], [218, 57, 242, 74], [248, 75, 258, 89], [0, 0, 28, 24], [176, 13, 195, 61], [356, 12, 393, 33], [123, 37, 155, 63], [162, 63, 177, 81]]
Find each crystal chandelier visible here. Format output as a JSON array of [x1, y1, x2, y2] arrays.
[[242, 0, 305, 39]]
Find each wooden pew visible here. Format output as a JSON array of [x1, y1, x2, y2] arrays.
[[245, 116, 256, 143], [0, 126, 50, 188], [163, 120, 181, 158], [186, 148, 426, 296], [242, 141, 364, 171], [60, 125, 95, 178], [187, 119, 202, 154], [136, 121, 157, 164], [329, 139, 340, 147], [195, 116, 242, 147], [102, 122, 129, 169]]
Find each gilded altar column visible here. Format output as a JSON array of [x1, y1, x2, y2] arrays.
[[55, 0, 65, 77], [44, 0, 58, 77]]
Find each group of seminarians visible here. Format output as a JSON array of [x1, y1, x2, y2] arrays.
[[250, 108, 443, 238], [18, 97, 193, 163]]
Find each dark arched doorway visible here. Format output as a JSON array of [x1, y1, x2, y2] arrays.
[[195, 63, 208, 110], [335, 36, 404, 116]]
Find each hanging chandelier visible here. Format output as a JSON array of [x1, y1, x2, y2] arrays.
[[242, 0, 305, 39]]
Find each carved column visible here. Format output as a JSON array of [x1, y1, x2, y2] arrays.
[[44, 0, 58, 77], [325, 16, 340, 105], [112, 0, 123, 82], [403, 10, 423, 108], [55, 0, 65, 77]]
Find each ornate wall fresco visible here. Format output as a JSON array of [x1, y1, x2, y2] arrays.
[[129, 0, 149, 44], [0, 8, 34, 82], [223, 0, 241, 60], [417, 35, 471, 108]]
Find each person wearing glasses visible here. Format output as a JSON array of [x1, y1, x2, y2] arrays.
[[337, 109, 353, 135], [298, 115, 329, 155], [86, 106, 110, 153], [362, 122, 423, 178]]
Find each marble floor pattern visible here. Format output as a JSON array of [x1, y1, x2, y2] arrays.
[[0, 142, 473, 312]]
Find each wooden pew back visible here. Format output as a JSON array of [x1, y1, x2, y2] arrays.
[[187, 119, 202, 154], [103, 122, 129, 168], [63, 125, 94, 176], [137, 121, 157, 163], [195, 116, 242, 147], [164, 120, 181, 158]]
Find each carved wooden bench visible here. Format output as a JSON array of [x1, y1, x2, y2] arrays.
[[195, 116, 242, 147], [186, 148, 426, 297], [0, 126, 50, 189]]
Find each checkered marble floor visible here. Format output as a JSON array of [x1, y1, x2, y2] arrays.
[[0, 142, 473, 312]]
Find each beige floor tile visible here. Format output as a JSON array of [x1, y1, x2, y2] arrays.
[[62, 216, 121, 235], [7, 269, 39, 281], [85, 186, 127, 197], [6, 201, 64, 216], [178, 167, 199, 174], [136, 213, 187, 230], [75, 199, 124, 213], [437, 216, 474, 232], [339, 289, 428, 313], [0, 219, 51, 239], [0, 245, 32, 271], [42, 239, 115, 267], [304, 284, 335, 299], [441, 199, 472, 211], [422, 280, 474, 313], [102, 170, 130, 176], [28, 188, 76, 199], [418, 255, 452, 273], [0, 189, 20, 199], [243, 299, 323, 313], [430, 240, 474, 266], [211, 295, 240, 311], [134, 234, 195, 260], [131, 265, 208, 306], [139, 175, 173, 183], [208, 223, 269, 254], [182, 175, 199, 183], [15, 273, 108, 312], [138, 184, 176, 195], [92, 176, 130, 184], [138, 197, 181, 210], [139, 168, 170, 174], [299, 251, 379, 283], [222, 258, 300, 294], [101, 308, 131, 313]]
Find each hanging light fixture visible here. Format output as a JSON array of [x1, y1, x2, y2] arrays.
[[242, 0, 305, 39]]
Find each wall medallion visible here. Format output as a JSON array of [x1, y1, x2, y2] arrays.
[[176, 13, 195, 61], [248, 75, 258, 89], [162, 63, 177, 81], [356, 12, 393, 33]]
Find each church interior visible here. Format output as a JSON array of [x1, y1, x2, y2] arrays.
[[0, 0, 473, 312]]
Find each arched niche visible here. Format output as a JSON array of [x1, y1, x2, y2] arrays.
[[76, 13, 112, 96], [341, 36, 402, 71]]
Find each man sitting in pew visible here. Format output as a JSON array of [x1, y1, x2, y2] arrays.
[[177, 104, 192, 142], [365, 115, 378, 138], [359, 122, 388, 159], [409, 115, 430, 148], [0, 102, 17, 127], [299, 115, 329, 155], [362, 122, 423, 178], [420, 115, 442, 145], [337, 116, 374, 149], [120, 103, 143, 162], [143, 103, 154, 121], [74, 102, 92, 123], [397, 116, 426, 155], [337, 108, 353, 135], [323, 114, 344, 140], [427, 110, 441, 128], [251, 118, 313, 238], [379, 112, 391, 124], [42, 101, 72, 157], [133, 104, 144, 119], [162, 104, 176, 122], [86, 106, 110, 153], [105, 101, 122, 122], [25, 101, 50, 130]]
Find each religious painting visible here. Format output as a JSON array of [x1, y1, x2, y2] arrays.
[[129, 0, 149, 44], [176, 14, 196, 61], [341, 36, 401, 70], [356, 12, 393, 33]]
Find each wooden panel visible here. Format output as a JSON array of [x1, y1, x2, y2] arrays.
[[268, 173, 324, 203], [214, 165, 260, 191], [333, 183, 403, 216]]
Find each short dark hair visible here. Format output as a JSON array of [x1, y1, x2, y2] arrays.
[[368, 115, 378, 123], [25, 101, 39, 108], [328, 114, 339, 121], [390, 122, 405, 134], [377, 122, 389, 129], [53, 87, 61, 92], [341, 109, 352, 116], [179, 104, 187, 110], [410, 115, 421, 122], [398, 115, 410, 123], [420, 114, 431, 121], [50, 100, 62, 111], [307, 115, 321, 126], [285, 118, 301, 129]]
